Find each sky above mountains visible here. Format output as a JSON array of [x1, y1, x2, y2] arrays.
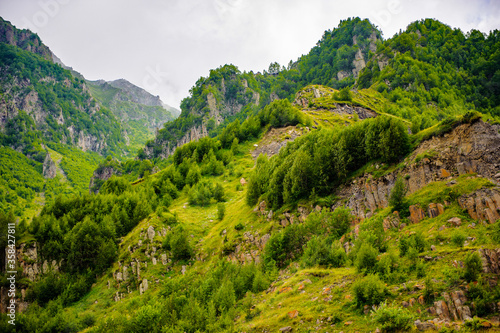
[[1, 0, 499, 109]]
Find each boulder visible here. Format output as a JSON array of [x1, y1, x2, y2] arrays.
[[415, 320, 436, 331], [279, 326, 293, 332], [440, 169, 451, 178], [383, 211, 400, 231], [409, 205, 426, 223], [428, 203, 439, 218], [434, 300, 450, 321], [448, 217, 462, 227], [139, 279, 148, 295], [147, 226, 155, 241]]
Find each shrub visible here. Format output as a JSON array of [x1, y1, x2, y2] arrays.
[[372, 302, 413, 332], [352, 274, 388, 307], [389, 176, 407, 212], [467, 279, 500, 316], [355, 243, 379, 273], [263, 224, 306, 268], [491, 220, 500, 244], [463, 317, 483, 331], [356, 216, 387, 252], [423, 276, 437, 304], [463, 251, 482, 282], [399, 232, 426, 256], [302, 236, 347, 268], [170, 227, 194, 261], [376, 251, 404, 283], [415, 260, 427, 278], [451, 230, 466, 247], [234, 222, 244, 231], [217, 203, 225, 220], [127, 304, 163, 333]]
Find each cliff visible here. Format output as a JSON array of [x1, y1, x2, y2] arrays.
[[332, 120, 500, 220]]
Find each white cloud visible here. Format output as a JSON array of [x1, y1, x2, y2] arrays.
[[0, 0, 498, 108]]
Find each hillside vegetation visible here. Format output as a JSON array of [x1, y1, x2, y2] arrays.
[[1, 16, 500, 333]]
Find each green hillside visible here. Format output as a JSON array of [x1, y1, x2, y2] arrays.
[[87, 79, 178, 156], [1, 16, 500, 333]]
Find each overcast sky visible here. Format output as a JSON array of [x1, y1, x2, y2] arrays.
[[1, 0, 499, 109]]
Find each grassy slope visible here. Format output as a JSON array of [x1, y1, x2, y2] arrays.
[[0, 144, 103, 220], [57, 90, 500, 332]]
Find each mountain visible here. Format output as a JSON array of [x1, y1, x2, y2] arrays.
[[1, 16, 500, 333], [141, 18, 382, 160], [142, 18, 500, 162], [0, 18, 177, 219], [87, 78, 179, 153]]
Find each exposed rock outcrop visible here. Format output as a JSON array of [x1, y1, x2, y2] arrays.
[[42, 153, 57, 179], [0, 17, 53, 60], [251, 126, 304, 159], [479, 248, 500, 274], [458, 188, 500, 224], [332, 121, 500, 220], [144, 123, 209, 159], [89, 165, 121, 193]]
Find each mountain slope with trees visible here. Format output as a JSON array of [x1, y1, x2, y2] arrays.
[[1, 16, 500, 333]]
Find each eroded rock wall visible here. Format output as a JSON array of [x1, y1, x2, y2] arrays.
[[333, 121, 500, 219]]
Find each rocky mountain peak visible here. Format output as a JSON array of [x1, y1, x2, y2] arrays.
[[0, 17, 53, 60]]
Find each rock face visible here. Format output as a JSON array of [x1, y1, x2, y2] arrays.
[[251, 126, 304, 159], [143, 123, 209, 159], [426, 291, 472, 323], [333, 121, 500, 220], [458, 188, 500, 224], [0, 17, 53, 60], [42, 153, 57, 179], [227, 231, 271, 264], [89, 165, 121, 193], [293, 86, 378, 120], [139, 279, 148, 295], [1, 242, 63, 313], [479, 248, 500, 274], [143, 74, 259, 160]]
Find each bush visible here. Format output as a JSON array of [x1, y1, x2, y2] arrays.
[[234, 222, 244, 231], [372, 302, 413, 332], [217, 203, 225, 220], [352, 274, 388, 307], [423, 276, 437, 304], [451, 230, 466, 247], [355, 243, 379, 273], [376, 251, 405, 283], [399, 232, 426, 256], [491, 221, 500, 243], [170, 227, 194, 261], [127, 304, 163, 333], [356, 215, 387, 252], [463, 251, 482, 282], [389, 176, 407, 212], [302, 236, 346, 268], [304, 207, 353, 239], [467, 279, 500, 316], [263, 224, 306, 268]]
